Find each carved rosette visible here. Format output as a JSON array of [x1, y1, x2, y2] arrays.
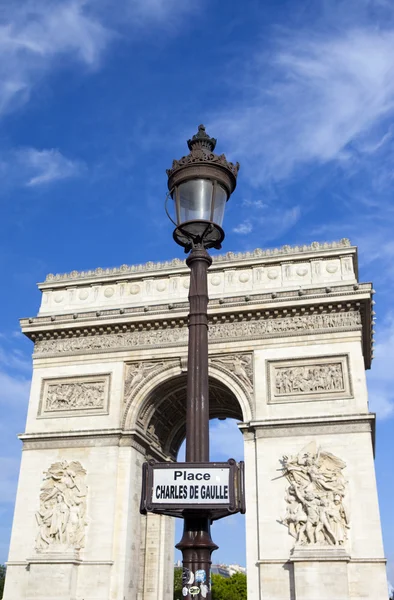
[[280, 442, 349, 548], [35, 460, 88, 553]]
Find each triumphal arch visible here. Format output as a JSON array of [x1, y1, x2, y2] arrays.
[[4, 239, 388, 600]]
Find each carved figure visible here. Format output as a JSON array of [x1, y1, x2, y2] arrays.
[[45, 381, 105, 411], [210, 354, 253, 391], [275, 363, 344, 396], [280, 442, 349, 547], [35, 311, 362, 355], [35, 461, 87, 552], [124, 361, 164, 400]]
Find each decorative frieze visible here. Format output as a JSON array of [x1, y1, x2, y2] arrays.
[[33, 310, 362, 356], [268, 355, 352, 404], [35, 460, 88, 553], [280, 442, 349, 547], [39, 375, 110, 417]]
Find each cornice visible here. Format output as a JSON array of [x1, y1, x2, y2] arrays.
[[239, 413, 376, 449], [41, 239, 354, 286], [21, 285, 374, 368], [21, 282, 372, 330], [19, 428, 170, 460]]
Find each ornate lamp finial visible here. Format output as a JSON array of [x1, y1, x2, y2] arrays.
[[166, 125, 240, 183], [187, 124, 217, 153]]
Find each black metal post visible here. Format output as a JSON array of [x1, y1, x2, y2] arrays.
[[175, 243, 217, 599]]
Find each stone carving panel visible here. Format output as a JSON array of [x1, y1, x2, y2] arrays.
[[268, 355, 352, 403], [34, 310, 362, 355], [35, 460, 88, 553], [124, 361, 167, 404], [39, 375, 110, 417], [209, 353, 253, 393], [280, 442, 349, 547]]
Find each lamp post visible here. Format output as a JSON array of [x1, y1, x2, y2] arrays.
[[166, 125, 240, 598], [140, 125, 243, 599]]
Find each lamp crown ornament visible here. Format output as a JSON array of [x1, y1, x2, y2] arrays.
[[187, 124, 217, 152], [166, 124, 240, 182], [166, 125, 240, 251]]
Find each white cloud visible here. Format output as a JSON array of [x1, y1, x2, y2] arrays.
[[367, 315, 394, 419], [0, 0, 197, 119], [242, 199, 267, 209], [17, 148, 84, 186], [210, 25, 394, 186], [0, 1, 111, 116], [233, 220, 253, 235]]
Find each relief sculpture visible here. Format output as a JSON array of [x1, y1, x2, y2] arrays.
[[275, 363, 344, 396], [124, 361, 165, 404], [35, 461, 87, 553], [34, 311, 361, 355], [209, 354, 253, 392], [45, 381, 105, 411], [280, 442, 349, 547]]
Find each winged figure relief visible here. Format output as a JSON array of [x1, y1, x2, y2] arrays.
[[280, 442, 349, 547]]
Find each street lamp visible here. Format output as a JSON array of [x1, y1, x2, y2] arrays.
[[140, 125, 243, 600], [166, 124, 239, 253], [167, 125, 240, 597]]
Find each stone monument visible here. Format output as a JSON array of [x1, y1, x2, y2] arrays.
[[3, 239, 388, 599]]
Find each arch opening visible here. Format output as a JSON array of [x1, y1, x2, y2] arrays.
[[136, 373, 244, 459]]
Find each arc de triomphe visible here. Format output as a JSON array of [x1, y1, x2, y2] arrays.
[[4, 239, 388, 600]]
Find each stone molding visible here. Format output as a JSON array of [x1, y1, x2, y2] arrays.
[[22, 281, 372, 329], [239, 414, 375, 441], [289, 547, 350, 562], [256, 557, 386, 564], [267, 355, 352, 404], [43, 239, 353, 284], [31, 306, 363, 357], [24, 557, 114, 565], [38, 374, 111, 418], [19, 429, 168, 459], [37, 247, 358, 316]]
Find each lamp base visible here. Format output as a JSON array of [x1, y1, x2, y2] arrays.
[[173, 220, 225, 252]]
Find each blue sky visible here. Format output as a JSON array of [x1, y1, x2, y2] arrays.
[[0, 0, 393, 585]]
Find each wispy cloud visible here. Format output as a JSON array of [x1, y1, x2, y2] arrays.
[[0, 147, 85, 187], [19, 148, 84, 186], [0, 1, 112, 116], [0, 0, 197, 119], [233, 220, 253, 235], [210, 23, 394, 187], [232, 205, 300, 241]]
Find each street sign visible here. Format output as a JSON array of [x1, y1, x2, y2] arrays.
[[140, 459, 245, 519]]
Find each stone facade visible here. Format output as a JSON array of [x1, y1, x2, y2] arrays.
[[3, 240, 388, 600]]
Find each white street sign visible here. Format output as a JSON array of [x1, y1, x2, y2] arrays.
[[152, 466, 230, 505]]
